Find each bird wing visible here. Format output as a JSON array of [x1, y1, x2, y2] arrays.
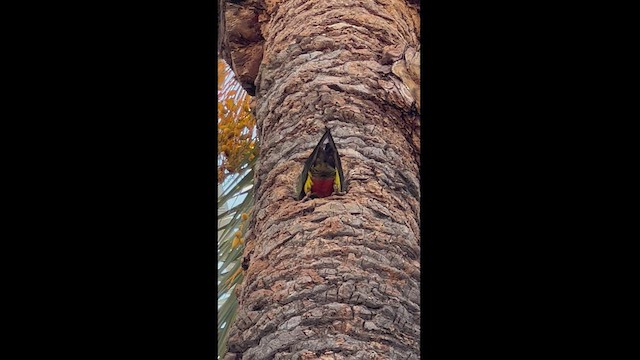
[[325, 129, 346, 192], [295, 128, 331, 199]]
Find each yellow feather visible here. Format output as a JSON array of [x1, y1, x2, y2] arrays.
[[304, 172, 313, 194], [334, 171, 341, 192]]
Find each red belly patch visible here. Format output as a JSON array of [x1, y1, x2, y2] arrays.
[[311, 178, 334, 198]]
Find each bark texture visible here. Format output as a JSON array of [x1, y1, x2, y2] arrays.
[[224, 0, 421, 358], [221, 0, 266, 95]]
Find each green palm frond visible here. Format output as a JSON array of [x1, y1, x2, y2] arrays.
[[217, 59, 257, 359], [217, 166, 254, 359]]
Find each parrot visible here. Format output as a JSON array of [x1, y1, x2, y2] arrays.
[[295, 127, 346, 200]]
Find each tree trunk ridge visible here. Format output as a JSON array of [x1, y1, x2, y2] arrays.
[[226, 0, 420, 358]]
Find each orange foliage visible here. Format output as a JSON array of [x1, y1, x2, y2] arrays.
[[218, 60, 258, 183]]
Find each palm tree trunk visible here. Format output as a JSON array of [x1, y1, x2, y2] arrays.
[[223, 0, 421, 358]]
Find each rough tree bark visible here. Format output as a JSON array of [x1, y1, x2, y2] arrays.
[[222, 0, 421, 358]]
